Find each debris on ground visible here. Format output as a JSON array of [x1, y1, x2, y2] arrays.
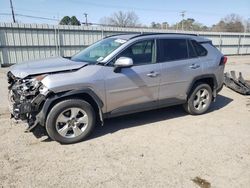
[[192, 177, 211, 188], [224, 71, 250, 95]]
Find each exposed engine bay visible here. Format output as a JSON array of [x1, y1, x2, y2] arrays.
[[7, 72, 49, 131]]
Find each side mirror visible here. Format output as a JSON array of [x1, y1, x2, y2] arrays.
[[114, 57, 133, 73]]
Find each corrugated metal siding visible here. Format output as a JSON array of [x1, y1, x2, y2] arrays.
[[0, 22, 250, 65]]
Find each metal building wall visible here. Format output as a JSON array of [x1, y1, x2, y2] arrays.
[[0, 22, 249, 65]]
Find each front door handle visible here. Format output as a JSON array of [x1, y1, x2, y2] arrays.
[[189, 64, 200, 69], [147, 71, 160, 77]]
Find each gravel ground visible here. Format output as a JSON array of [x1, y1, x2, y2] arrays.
[[0, 56, 250, 188]]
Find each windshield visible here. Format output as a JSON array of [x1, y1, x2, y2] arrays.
[[71, 37, 127, 64]]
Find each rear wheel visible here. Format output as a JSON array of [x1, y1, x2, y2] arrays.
[[46, 99, 95, 144], [184, 83, 212, 115]]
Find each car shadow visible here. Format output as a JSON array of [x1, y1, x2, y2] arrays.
[[32, 94, 233, 143], [208, 94, 233, 112], [89, 94, 233, 141]]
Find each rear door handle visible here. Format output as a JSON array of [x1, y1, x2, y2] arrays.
[[189, 64, 200, 69], [147, 71, 160, 77]]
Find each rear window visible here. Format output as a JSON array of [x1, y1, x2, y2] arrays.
[[157, 39, 188, 62], [191, 40, 207, 56]]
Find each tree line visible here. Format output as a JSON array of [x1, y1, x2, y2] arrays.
[[59, 11, 250, 33]]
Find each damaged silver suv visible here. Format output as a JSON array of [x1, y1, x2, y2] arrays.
[[7, 33, 226, 144]]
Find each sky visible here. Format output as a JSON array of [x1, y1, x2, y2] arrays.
[[0, 0, 250, 27]]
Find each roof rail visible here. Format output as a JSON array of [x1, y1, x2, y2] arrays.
[[104, 33, 140, 39], [130, 32, 198, 39], [103, 32, 198, 40]]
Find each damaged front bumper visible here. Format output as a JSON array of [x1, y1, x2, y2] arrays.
[[7, 71, 49, 131]]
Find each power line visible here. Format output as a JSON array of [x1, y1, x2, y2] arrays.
[[2, 0, 249, 18], [13, 8, 60, 16], [0, 13, 165, 28], [0, 13, 59, 21], [69, 0, 181, 14], [16, 14, 59, 21], [65, 0, 250, 17], [2, 0, 250, 23]]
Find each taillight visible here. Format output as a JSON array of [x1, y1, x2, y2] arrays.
[[219, 56, 227, 65]]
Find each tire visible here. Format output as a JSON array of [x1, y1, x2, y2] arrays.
[[183, 83, 212, 115], [46, 99, 96, 144]]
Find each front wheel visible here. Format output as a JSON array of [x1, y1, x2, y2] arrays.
[[184, 83, 212, 115], [46, 99, 96, 144]]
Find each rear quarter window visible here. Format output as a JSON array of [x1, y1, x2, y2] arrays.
[[187, 40, 198, 58], [191, 40, 207, 56]]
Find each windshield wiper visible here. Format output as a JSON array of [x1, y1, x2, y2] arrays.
[[70, 58, 91, 63], [96, 61, 105, 65], [63, 56, 71, 60]]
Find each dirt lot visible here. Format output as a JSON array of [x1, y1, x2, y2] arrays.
[[0, 56, 250, 188]]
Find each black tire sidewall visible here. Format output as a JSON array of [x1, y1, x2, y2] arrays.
[[46, 99, 95, 144], [187, 83, 212, 115]]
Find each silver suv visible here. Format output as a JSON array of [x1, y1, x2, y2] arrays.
[[7, 33, 226, 144]]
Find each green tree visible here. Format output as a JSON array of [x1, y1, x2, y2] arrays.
[[172, 18, 208, 31], [151, 22, 156, 28], [151, 22, 162, 29], [59, 16, 81, 26], [59, 16, 71, 25], [71, 16, 81, 26], [162, 22, 169, 29]]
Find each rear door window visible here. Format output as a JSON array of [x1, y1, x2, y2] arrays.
[[157, 39, 188, 62]]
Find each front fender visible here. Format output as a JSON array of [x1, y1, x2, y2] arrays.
[[36, 88, 104, 126]]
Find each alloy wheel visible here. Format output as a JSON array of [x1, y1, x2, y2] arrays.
[[193, 88, 210, 111], [55, 107, 88, 138]]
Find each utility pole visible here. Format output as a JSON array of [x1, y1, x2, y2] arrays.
[[9, 0, 16, 23], [84, 13, 88, 26], [180, 10, 186, 31]]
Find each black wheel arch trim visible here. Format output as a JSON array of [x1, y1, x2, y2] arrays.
[[187, 74, 218, 97], [36, 88, 104, 127]]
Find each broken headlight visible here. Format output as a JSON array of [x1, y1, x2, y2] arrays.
[[13, 74, 48, 97]]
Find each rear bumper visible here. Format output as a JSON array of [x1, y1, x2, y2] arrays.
[[216, 84, 224, 93]]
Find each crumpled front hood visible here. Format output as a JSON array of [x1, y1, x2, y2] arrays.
[[9, 56, 88, 78]]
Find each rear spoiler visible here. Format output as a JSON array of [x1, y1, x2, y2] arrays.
[[193, 36, 212, 44], [199, 40, 212, 45]]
